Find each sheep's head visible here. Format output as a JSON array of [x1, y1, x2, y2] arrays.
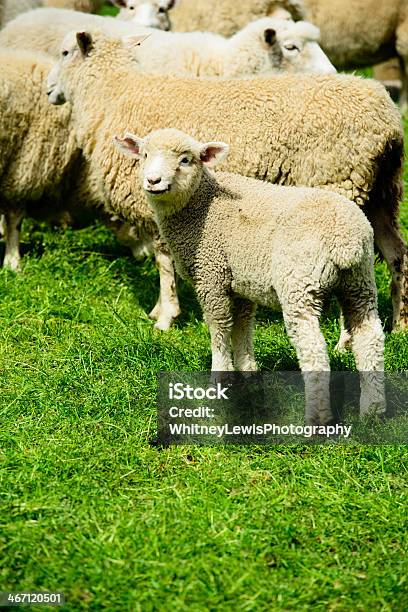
[[112, 0, 177, 30], [237, 17, 336, 76], [47, 30, 146, 105], [114, 128, 229, 213]]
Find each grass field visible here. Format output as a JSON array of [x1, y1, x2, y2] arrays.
[[1, 47, 408, 611]]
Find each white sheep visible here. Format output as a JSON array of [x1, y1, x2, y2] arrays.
[[114, 128, 385, 424], [0, 46, 179, 331], [128, 17, 336, 77], [112, 0, 176, 31], [0, 9, 335, 77], [46, 30, 407, 332]]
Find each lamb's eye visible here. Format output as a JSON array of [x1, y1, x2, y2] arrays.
[[62, 50, 69, 57], [129, 5, 134, 9], [284, 43, 299, 52], [180, 156, 190, 166], [144, 152, 148, 159]]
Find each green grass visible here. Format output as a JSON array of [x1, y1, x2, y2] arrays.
[[1, 117, 408, 610]]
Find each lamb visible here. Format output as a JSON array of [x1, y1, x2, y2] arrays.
[[170, 0, 306, 36], [1, 0, 103, 25], [125, 17, 336, 77], [114, 127, 386, 424], [112, 0, 176, 31], [0, 9, 335, 77], [46, 30, 407, 332]]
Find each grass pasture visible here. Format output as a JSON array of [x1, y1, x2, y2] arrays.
[[0, 12, 408, 609]]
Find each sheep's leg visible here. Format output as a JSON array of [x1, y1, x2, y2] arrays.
[[339, 287, 386, 418], [3, 210, 24, 272], [334, 311, 352, 353], [231, 298, 258, 371], [367, 205, 408, 330], [283, 312, 332, 425], [0, 215, 5, 237], [152, 245, 180, 331], [199, 287, 234, 372]]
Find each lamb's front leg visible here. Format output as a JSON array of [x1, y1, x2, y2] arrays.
[[199, 284, 235, 372], [231, 298, 258, 371], [283, 311, 332, 426], [152, 243, 181, 331]]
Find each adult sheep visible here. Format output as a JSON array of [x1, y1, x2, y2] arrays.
[[0, 9, 335, 77], [112, 0, 176, 31], [0, 46, 179, 331], [1, 0, 103, 24], [46, 30, 407, 332], [170, 0, 306, 35]]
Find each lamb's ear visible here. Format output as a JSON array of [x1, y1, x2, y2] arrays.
[[110, 0, 127, 7], [264, 28, 277, 46], [200, 142, 230, 168], [76, 32, 93, 57], [162, 0, 178, 9], [114, 133, 145, 159], [269, 7, 292, 20]]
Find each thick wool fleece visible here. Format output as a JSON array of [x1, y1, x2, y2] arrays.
[[171, 0, 306, 36], [2, 0, 102, 24], [0, 50, 78, 214], [56, 34, 407, 327], [0, 8, 149, 58]]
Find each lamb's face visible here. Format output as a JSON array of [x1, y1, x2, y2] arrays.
[[115, 0, 175, 31], [114, 129, 229, 213]]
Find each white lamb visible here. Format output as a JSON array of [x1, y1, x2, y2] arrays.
[[114, 128, 385, 424]]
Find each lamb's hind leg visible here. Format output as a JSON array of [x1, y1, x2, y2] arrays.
[[338, 276, 386, 417], [3, 209, 24, 272], [283, 310, 332, 425], [231, 298, 258, 371], [152, 242, 180, 331]]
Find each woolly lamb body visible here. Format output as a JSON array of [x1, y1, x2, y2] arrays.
[[47, 31, 407, 330], [115, 128, 385, 424]]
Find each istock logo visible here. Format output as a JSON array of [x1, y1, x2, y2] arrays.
[[168, 382, 229, 400]]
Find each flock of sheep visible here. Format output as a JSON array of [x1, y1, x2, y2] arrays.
[[0, 0, 407, 424]]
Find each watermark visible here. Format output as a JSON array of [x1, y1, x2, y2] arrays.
[[0, 592, 65, 607], [156, 372, 408, 445]]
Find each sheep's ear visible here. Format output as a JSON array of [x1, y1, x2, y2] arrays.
[[114, 133, 145, 159], [76, 32, 93, 57], [200, 142, 230, 167], [162, 0, 178, 9], [264, 28, 277, 46], [269, 7, 292, 20]]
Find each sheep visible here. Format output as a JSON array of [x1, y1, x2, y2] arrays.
[[114, 127, 386, 424], [1, 0, 103, 25], [0, 9, 335, 77], [170, 0, 306, 36], [126, 17, 336, 77], [46, 30, 407, 332], [0, 46, 179, 331], [111, 0, 176, 31], [0, 8, 151, 58], [0, 49, 79, 272]]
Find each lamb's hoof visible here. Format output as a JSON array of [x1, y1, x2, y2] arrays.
[[360, 400, 386, 419]]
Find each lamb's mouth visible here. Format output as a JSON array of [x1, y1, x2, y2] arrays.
[[146, 186, 171, 195]]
